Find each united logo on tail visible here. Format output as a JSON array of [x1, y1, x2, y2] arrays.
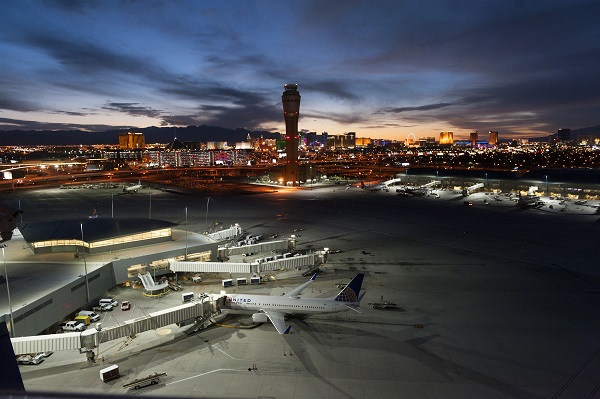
[[334, 273, 364, 302]]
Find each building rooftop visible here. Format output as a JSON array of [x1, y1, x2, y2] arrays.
[[19, 218, 176, 243]]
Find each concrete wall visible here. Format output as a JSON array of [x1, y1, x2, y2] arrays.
[[3, 241, 217, 337], [8, 263, 115, 337]]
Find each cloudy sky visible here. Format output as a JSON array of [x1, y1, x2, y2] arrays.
[[1, 0, 599, 140]]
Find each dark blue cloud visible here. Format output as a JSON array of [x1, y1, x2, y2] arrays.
[[0, 0, 598, 138]]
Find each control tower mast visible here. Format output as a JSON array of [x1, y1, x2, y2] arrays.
[[282, 84, 300, 186]]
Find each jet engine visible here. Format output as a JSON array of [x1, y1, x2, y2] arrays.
[[252, 313, 268, 323]]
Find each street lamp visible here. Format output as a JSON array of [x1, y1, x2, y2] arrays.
[[149, 193, 152, 219], [80, 222, 90, 302], [205, 197, 211, 227], [310, 166, 313, 187], [111, 193, 114, 218], [185, 206, 188, 260], [1, 244, 15, 337], [485, 172, 488, 188]]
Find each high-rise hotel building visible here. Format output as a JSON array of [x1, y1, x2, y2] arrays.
[[119, 132, 145, 150], [439, 131, 454, 145]]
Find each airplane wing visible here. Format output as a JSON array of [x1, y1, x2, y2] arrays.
[[345, 304, 363, 314], [286, 273, 317, 298], [263, 310, 291, 334]]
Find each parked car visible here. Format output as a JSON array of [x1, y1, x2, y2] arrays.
[[121, 301, 131, 311], [99, 298, 118, 308], [62, 320, 86, 332]]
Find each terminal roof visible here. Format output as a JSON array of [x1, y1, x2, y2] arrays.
[[19, 218, 177, 243]]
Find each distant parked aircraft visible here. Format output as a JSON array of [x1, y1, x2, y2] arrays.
[[360, 181, 388, 192], [123, 180, 142, 193]]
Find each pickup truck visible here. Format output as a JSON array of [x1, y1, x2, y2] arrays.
[[62, 321, 86, 332]]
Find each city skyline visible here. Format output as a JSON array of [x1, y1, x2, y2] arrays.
[[1, 1, 599, 141]]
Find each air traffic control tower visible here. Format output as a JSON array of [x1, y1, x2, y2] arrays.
[[282, 84, 300, 185]]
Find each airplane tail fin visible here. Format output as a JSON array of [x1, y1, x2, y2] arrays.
[[334, 274, 364, 303], [358, 289, 366, 302]]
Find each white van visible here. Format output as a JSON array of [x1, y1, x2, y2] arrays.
[[99, 298, 118, 308], [78, 310, 100, 322]]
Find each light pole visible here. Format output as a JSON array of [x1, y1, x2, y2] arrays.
[[111, 194, 114, 218], [485, 172, 488, 188], [545, 175, 548, 195], [149, 193, 152, 219], [205, 197, 211, 227], [2, 244, 15, 337], [18, 199, 22, 224], [310, 166, 313, 187], [185, 206, 188, 260], [80, 222, 90, 302]]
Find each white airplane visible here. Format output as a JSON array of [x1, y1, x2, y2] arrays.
[[403, 186, 428, 196], [223, 273, 366, 334], [123, 180, 142, 193], [360, 181, 388, 192]]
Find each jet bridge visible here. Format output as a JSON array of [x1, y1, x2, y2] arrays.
[[224, 239, 291, 257], [205, 224, 242, 242], [11, 300, 215, 362], [421, 180, 441, 189], [462, 182, 484, 196], [169, 253, 318, 274]]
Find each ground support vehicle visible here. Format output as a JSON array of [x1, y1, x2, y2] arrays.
[[16, 353, 46, 365], [100, 365, 120, 382], [123, 372, 167, 390], [370, 302, 398, 309]]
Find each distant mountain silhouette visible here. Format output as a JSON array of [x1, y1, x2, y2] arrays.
[[0, 126, 280, 146], [571, 125, 600, 138], [543, 125, 600, 142]]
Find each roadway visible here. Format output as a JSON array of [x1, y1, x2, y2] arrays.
[[4, 183, 600, 398]]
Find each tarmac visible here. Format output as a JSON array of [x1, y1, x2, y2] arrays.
[[4, 182, 600, 398]]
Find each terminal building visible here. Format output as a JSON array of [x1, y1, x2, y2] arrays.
[[1, 217, 319, 338], [0, 219, 219, 337]]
